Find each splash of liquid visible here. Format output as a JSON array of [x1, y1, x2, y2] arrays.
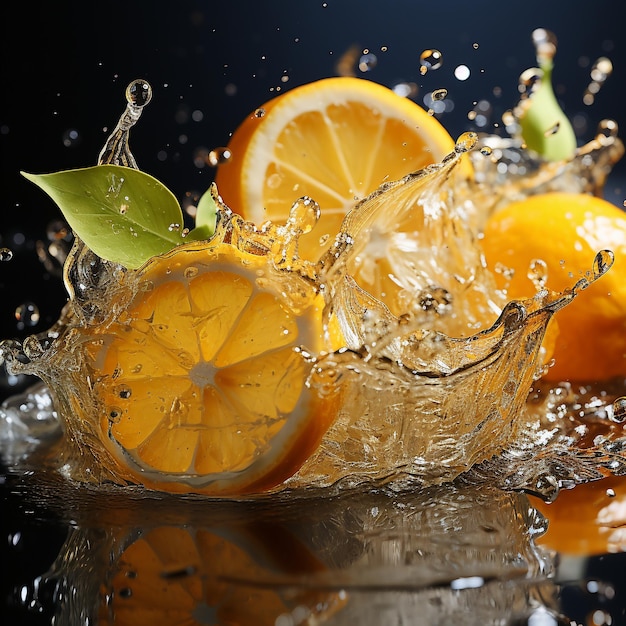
[[1, 79, 625, 501]]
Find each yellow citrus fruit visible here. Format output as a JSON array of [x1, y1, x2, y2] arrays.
[[214, 76, 460, 262], [530, 476, 626, 556], [481, 192, 626, 382], [84, 240, 338, 495]]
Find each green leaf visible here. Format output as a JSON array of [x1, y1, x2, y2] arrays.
[[185, 182, 219, 242], [518, 60, 577, 162], [195, 183, 218, 235], [22, 165, 186, 269]]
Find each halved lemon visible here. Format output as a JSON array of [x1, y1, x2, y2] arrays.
[[83, 240, 338, 496], [215, 76, 460, 262]]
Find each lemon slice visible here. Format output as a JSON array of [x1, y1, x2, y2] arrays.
[[215, 76, 459, 262], [84, 240, 337, 495]]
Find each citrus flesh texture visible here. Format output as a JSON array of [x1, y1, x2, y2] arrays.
[[214, 76, 459, 263], [85, 241, 336, 495], [481, 192, 626, 382]]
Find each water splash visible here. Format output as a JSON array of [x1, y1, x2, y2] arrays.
[[2, 79, 626, 500], [97, 79, 152, 168]]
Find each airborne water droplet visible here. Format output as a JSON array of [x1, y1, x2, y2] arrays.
[[596, 119, 619, 144], [46, 220, 69, 241], [432, 88, 448, 101], [15, 302, 40, 328], [455, 131, 478, 153], [287, 196, 321, 235], [0, 248, 13, 261], [22, 335, 45, 360], [419, 49, 443, 75], [358, 52, 377, 72], [531, 28, 558, 65], [527, 258, 548, 289], [593, 249, 614, 279], [206, 147, 232, 167], [611, 397, 626, 422], [518, 68, 543, 96], [126, 80, 152, 108]]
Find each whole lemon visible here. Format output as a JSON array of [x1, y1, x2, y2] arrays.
[[481, 192, 626, 382]]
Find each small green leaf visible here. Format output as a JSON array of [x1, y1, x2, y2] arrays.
[[195, 183, 218, 234], [518, 60, 577, 162], [22, 165, 186, 269]]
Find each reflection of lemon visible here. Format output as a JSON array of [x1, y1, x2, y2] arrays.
[[482, 193, 626, 382], [215, 76, 462, 263], [100, 524, 344, 625], [531, 475, 626, 556], [84, 240, 338, 495]]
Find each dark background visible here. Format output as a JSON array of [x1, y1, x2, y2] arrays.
[[2, 2, 626, 623]]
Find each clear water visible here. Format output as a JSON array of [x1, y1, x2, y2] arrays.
[[1, 71, 626, 502]]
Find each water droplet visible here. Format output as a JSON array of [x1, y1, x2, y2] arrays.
[[455, 131, 478, 153], [206, 147, 232, 167], [584, 57, 613, 105], [531, 28, 557, 65], [22, 336, 44, 360], [432, 88, 448, 101], [419, 49, 442, 74], [606, 488, 616, 497], [392, 82, 418, 98], [591, 57, 614, 82], [472, 43, 479, 50], [358, 52, 377, 72], [611, 397, 626, 422], [108, 408, 122, 423], [418, 286, 452, 315], [254, 107, 266, 118], [287, 196, 321, 234], [0, 248, 13, 261], [117, 385, 132, 400], [527, 258, 548, 289], [184, 266, 199, 279], [118, 587, 133, 599], [593, 249, 614, 279], [46, 220, 69, 241], [597, 119, 619, 142], [168, 223, 181, 232], [588, 609, 613, 626], [126, 80, 152, 108], [454, 65, 471, 81], [519, 68, 543, 96], [62, 128, 80, 148], [479, 145, 493, 156], [15, 302, 40, 328]]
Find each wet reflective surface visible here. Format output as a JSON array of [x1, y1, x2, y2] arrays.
[[2, 462, 626, 625]]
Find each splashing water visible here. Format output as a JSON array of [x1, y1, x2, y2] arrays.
[[1, 69, 625, 501]]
